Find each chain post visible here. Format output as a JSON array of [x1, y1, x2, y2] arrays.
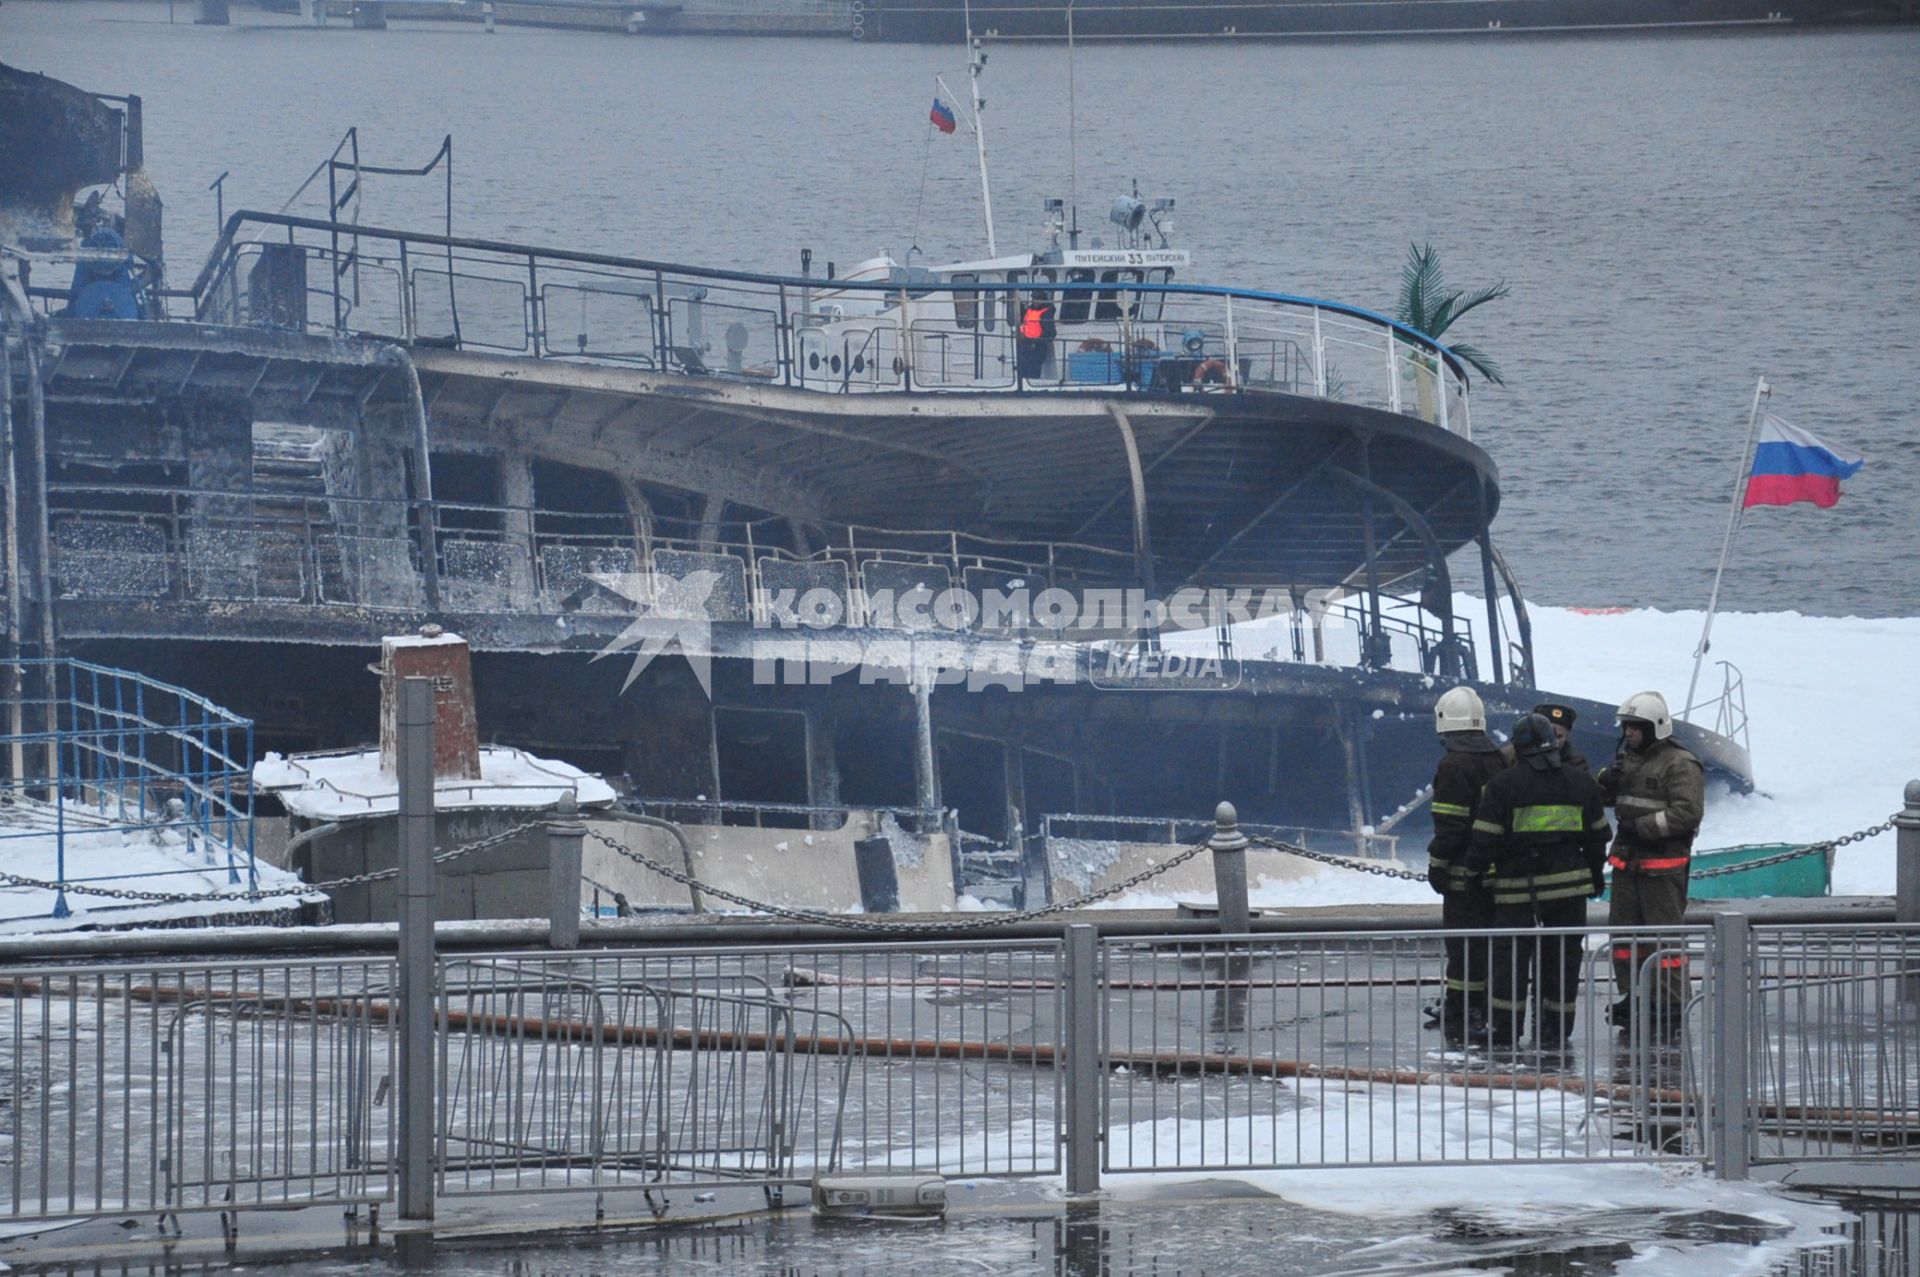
[[547, 791, 585, 950], [1897, 780, 1920, 927], [396, 677, 436, 1222], [1063, 923, 1101, 1196], [1209, 801, 1251, 936], [1709, 911, 1752, 1180]]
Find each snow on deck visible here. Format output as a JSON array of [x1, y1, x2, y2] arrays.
[[253, 745, 617, 820], [0, 802, 318, 935]]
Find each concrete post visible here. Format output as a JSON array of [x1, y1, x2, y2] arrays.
[[1896, 780, 1920, 926], [547, 792, 584, 949], [396, 678, 436, 1220], [1709, 911, 1752, 1180], [1209, 802, 1250, 937], [1897, 780, 1920, 1005], [1062, 923, 1101, 1196]]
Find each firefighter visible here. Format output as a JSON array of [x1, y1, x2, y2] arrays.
[[1466, 713, 1611, 1050], [1491, 705, 1587, 774], [1015, 300, 1056, 382], [1426, 685, 1507, 1046], [1597, 690, 1704, 1036]]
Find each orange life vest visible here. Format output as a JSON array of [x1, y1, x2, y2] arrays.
[[1020, 306, 1048, 340]]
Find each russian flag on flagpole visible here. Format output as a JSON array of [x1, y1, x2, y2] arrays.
[[929, 97, 958, 134], [1743, 412, 1865, 509]]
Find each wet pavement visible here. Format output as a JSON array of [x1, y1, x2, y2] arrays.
[[3, 1178, 1913, 1277]]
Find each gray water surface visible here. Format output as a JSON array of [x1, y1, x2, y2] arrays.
[[4, 4, 1917, 617]]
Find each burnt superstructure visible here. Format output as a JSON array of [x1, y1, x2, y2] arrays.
[[2, 66, 1750, 903]]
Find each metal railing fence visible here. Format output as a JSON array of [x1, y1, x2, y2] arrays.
[[1095, 927, 1710, 1176], [18, 211, 1474, 431], [1, 957, 397, 1222], [1745, 923, 1920, 1164], [4, 922, 1913, 1223], [1, 658, 257, 918]]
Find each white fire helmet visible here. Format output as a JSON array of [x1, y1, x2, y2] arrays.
[[1615, 690, 1674, 741], [1434, 686, 1486, 735]]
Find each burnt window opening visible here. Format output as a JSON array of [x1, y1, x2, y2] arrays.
[[48, 458, 186, 515], [834, 710, 916, 810], [426, 452, 504, 533], [531, 459, 628, 540], [938, 730, 1009, 843], [632, 480, 702, 543], [715, 706, 811, 827], [1019, 747, 1077, 831]]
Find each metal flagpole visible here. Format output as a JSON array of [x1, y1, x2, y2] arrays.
[[1684, 376, 1770, 719]]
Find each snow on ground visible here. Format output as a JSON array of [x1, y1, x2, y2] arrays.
[[921, 1075, 1847, 1276], [1169, 600, 1920, 899]]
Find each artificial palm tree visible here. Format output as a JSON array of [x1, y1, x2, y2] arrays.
[[1395, 243, 1509, 386]]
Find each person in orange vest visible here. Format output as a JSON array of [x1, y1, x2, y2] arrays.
[[1016, 300, 1056, 382]]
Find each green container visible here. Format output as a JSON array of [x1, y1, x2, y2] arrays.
[[1603, 843, 1830, 901]]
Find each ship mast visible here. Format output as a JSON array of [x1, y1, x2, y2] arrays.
[[964, 0, 997, 257]]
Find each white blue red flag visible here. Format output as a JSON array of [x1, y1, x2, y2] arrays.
[[929, 97, 958, 134], [1743, 412, 1864, 509]]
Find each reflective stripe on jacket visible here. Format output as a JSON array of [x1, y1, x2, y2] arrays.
[[1466, 765, 1611, 906]]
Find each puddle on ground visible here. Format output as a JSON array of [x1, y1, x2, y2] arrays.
[[5, 1187, 1912, 1276]]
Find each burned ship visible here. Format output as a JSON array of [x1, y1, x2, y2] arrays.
[[0, 62, 1752, 911]]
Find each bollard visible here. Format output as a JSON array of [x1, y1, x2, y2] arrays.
[[1898, 780, 1919, 1005], [1062, 923, 1101, 1196], [1708, 912, 1752, 1180], [396, 678, 436, 1221], [1897, 780, 1920, 926], [546, 791, 584, 950], [1209, 801, 1251, 937]]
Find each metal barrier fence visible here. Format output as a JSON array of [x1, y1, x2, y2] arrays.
[[0, 659, 256, 919], [1746, 923, 1920, 1165], [1, 958, 397, 1222], [1095, 926, 1710, 1177], [3, 924, 1914, 1224]]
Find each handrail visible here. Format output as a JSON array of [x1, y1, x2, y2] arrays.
[[180, 209, 1475, 387]]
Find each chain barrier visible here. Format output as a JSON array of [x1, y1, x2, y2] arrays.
[[1689, 817, 1896, 879], [586, 826, 1212, 933], [0, 819, 547, 906], [1247, 832, 1430, 880]]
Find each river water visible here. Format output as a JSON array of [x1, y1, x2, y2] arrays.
[[4, 4, 1918, 617]]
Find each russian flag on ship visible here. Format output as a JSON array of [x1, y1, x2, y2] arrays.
[[1743, 413, 1864, 509], [929, 97, 958, 134]]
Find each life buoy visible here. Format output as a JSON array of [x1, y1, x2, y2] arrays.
[[1192, 358, 1232, 386]]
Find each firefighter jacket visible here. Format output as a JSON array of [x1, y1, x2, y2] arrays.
[[1427, 732, 1507, 892], [1466, 763, 1611, 907], [1597, 738, 1705, 877]]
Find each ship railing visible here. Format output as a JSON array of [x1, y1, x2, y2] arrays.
[[153, 212, 1475, 434], [0, 657, 257, 921], [1680, 660, 1750, 755], [41, 481, 1490, 676]]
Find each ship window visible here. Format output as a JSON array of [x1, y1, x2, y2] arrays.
[[429, 452, 503, 533], [715, 706, 812, 823], [951, 273, 978, 329], [531, 459, 627, 541], [1095, 269, 1144, 321], [1136, 269, 1171, 322], [1059, 269, 1095, 324]]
